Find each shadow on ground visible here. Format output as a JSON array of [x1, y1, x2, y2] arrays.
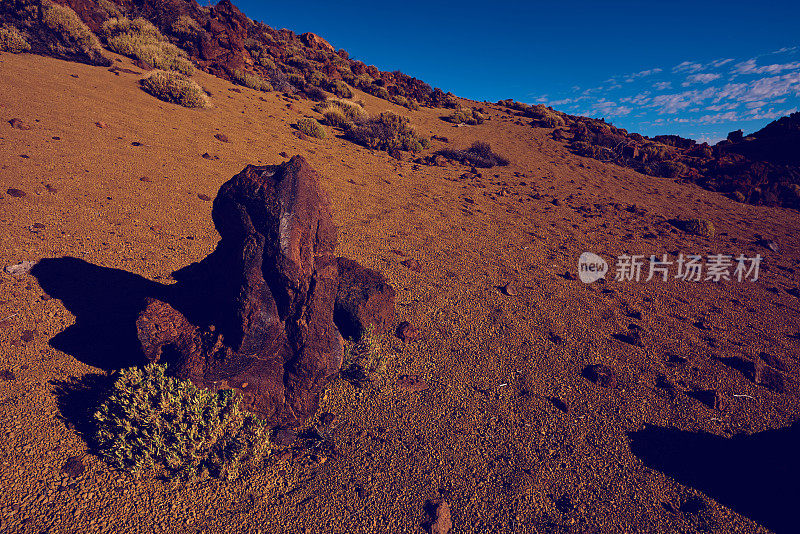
[[628, 422, 800, 534]]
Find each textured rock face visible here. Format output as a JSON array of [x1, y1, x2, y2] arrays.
[[334, 257, 396, 338], [136, 156, 343, 426]]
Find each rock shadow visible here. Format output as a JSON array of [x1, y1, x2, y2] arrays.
[[628, 422, 800, 533]]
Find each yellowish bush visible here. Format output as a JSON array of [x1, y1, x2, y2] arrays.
[[0, 26, 30, 53], [42, 2, 103, 57], [232, 69, 272, 92], [296, 117, 326, 139], [102, 17, 193, 75], [140, 70, 209, 108]]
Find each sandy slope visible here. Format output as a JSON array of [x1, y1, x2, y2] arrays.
[[1, 50, 799, 533]]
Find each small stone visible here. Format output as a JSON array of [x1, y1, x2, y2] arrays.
[[5, 261, 35, 276], [501, 283, 516, 296], [0, 370, 16, 381], [214, 133, 230, 143], [197, 193, 211, 201], [273, 427, 298, 447], [430, 500, 452, 534], [131, 141, 143, 146], [583, 364, 617, 388], [139, 177, 152, 182], [9, 118, 31, 130], [397, 375, 428, 393], [95, 121, 107, 128], [396, 321, 417, 343], [688, 389, 726, 410], [61, 456, 85, 478], [45, 184, 58, 193], [6, 188, 26, 198], [401, 259, 422, 272], [202, 152, 212, 159], [20, 330, 34, 343], [550, 397, 570, 413]]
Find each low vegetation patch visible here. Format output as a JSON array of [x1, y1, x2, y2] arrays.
[[296, 117, 326, 138], [94, 363, 270, 480], [346, 111, 429, 153], [101, 17, 193, 75], [340, 327, 388, 387], [314, 98, 369, 124], [671, 218, 715, 238], [444, 107, 486, 125], [328, 79, 353, 99], [140, 70, 209, 108], [0, 25, 30, 53], [438, 141, 509, 168], [40, 1, 107, 63], [232, 69, 272, 92], [525, 104, 566, 128]]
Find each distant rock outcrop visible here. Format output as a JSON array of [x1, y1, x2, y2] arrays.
[[136, 156, 394, 426]]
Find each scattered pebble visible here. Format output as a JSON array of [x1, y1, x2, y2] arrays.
[[198, 193, 211, 201], [550, 397, 570, 413], [20, 330, 35, 343], [5, 261, 35, 277], [396, 321, 418, 343], [214, 133, 230, 143], [0, 370, 15, 381], [430, 500, 452, 534], [273, 427, 297, 447], [9, 118, 31, 130], [95, 121, 108, 128], [61, 456, 85, 478], [500, 283, 516, 296], [401, 259, 422, 272], [6, 188, 26, 198], [397, 375, 428, 393], [583, 364, 617, 388]]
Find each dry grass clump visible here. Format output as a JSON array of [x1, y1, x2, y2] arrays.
[[41, 2, 105, 60], [101, 17, 193, 75], [232, 69, 272, 92], [94, 363, 270, 481], [445, 107, 486, 125], [340, 327, 388, 387], [140, 70, 209, 108], [171, 15, 200, 38], [322, 107, 349, 128], [346, 111, 430, 153], [296, 117, 326, 138], [672, 218, 715, 238], [0, 25, 30, 53], [314, 98, 369, 124], [438, 141, 509, 168], [329, 79, 353, 99], [526, 104, 566, 128]]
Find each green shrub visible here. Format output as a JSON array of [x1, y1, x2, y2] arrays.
[[232, 69, 272, 92], [340, 327, 387, 387], [0, 26, 30, 53], [437, 141, 509, 168], [390, 95, 409, 107], [655, 160, 688, 179], [97, 0, 122, 18], [171, 15, 201, 38], [322, 107, 351, 128], [675, 218, 715, 238], [140, 70, 209, 108], [367, 84, 390, 100], [314, 98, 369, 123], [445, 107, 485, 125], [329, 79, 353, 99], [286, 72, 305, 87], [257, 56, 276, 70], [306, 70, 327, 87], [101, 17, 193, 75], [94, 363, 270, 480], [346, 111, 428, 153], [526, 104, 565, 128], [42, 2, 104, 58], [405, 98, 420, 111], [296, 117, 326, 138]]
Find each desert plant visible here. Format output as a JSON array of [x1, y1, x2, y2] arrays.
[[526, 104, 565, 128], [101, 17, 193, 75], [140, 70, 209, 108], [303, 85, 327, 101], [322, 107, 351, 128], [286, 72, 305, 87], [42, 2, 105, 59], [296, 117, 326, 138], [257, 56, 276, 70], [340, 327, 387, 387], [328, 79, 353, 99], [654, 160, 688, 179], [445, 107, 485, 125], [0, 25, 30, 53], [306, 70, 327, 87], [346, 111, 429, 153], [171, 15, 201, 38], [314, 98, 369, 123], [232, 69, 272, 92], [674, 218, 715, 238], [93, 362, 270, 480], [437, 141, 509, 168]]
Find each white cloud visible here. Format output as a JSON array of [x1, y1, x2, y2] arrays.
[[733, 58, 800, 75], [682, 73, 722, 86], [672, 61, 704, 74], [649, 87, 718, 114], [653, 81, 672, 90], [697, 111, 740, 124]]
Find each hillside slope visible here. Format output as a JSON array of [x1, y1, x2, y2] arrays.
[[1, 45, 800, 533]]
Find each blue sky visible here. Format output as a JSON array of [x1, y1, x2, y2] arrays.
[[233, 0, 800, 143]]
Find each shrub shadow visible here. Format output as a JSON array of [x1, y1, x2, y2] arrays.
[[628, 422, 800, 533]]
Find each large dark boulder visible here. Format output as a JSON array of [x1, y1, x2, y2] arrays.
[[136, 156, 343, 426], [335, 257, 396, 339]]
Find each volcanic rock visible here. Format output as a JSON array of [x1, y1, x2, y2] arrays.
[[136, 156, 343, 426], [583, 364, 617, 388], [334, 256, 396, 338]]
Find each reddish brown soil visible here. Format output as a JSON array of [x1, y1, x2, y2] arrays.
[[1, 51, 799, 533]]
